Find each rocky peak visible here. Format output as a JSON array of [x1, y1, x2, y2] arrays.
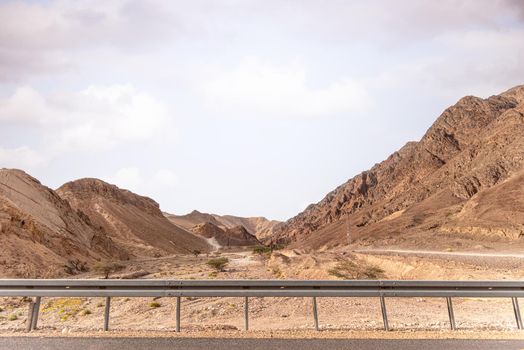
[[57, 178, 161, 217], [501, 84, 524, 104]]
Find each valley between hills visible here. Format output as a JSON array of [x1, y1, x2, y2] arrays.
[[0, 85, 524, 332]]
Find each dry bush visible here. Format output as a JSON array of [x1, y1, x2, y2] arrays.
[[328, 260, 384, 280], [206, 257, 229, 272], [92, 261, 125, 279]]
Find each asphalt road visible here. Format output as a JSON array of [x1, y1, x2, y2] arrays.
[[354, 248, 524, 259], [1, 338, 523, 350]]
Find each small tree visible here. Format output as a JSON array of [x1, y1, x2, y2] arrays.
[[92, 261, 125, 279], [206, 257, 229, 272], [192, 249, 202, 257]]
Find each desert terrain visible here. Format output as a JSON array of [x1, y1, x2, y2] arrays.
[[0, 241, 523, 333], [1, 85, 524, 334]]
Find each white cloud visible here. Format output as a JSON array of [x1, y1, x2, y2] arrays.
[[0, 84, 169, 154], [367, 27, 524, 100], [103, 167, 178, 198], [104, 167, 142, 193], [199, 58, 370, 118], [152, 169, 178, 188], [0, 0, 175, 81], [0, 146, 45, 169]]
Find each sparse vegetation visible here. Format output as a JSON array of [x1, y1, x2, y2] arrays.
[[253, 244, 286, 256], [80, 309, 92, 316], [92, 261, 125, 279], [206, 257, 229, 272], [149, 301, 161, 308], [253, 246, 271, 254], [252, 246, 272, 257], [43, 298, 84, 322], [328, 260, 384, 280], [62, 259, 88, 275], [8, 314, 17, 321], [271, 266, 283, 278], [192, 249, 202, 257]]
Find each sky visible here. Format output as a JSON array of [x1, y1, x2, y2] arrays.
[[1, 0, 524, 221]]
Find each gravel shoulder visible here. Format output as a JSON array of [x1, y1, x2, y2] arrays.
[[0, 329, 523, 340]]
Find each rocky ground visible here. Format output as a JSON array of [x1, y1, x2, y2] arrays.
[[1, 245, 523, 334]]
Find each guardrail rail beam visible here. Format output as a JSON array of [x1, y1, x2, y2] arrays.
[[1, 279, 523, 333]]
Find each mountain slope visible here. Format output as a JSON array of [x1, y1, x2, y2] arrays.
[[272, 85, 524, 249], [0, 169, 127, 277], [191, 222, 261, 247], [57, 179, 211, 257], [166, 210, 280, 240]]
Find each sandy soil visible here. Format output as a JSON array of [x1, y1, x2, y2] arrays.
[[0, 247, 523, 334]]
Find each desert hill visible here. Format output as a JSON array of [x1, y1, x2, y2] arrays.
[[191, 221, 261, 247], [0, 169, 127, 277], [272, 85, 524, 249], [166, 210, 280, 240], [57, 179, 211, 257]]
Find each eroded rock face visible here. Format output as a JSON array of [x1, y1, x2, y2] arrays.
[[273, 85, 524, 249], [166, 210, 281, 240], [191, 221, 260, 247], [0, 169, 127, 278], [57, 179, 211, 257]]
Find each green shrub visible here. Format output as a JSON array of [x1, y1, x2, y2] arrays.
[[252, 246, 272, 255], [206, 257, 229, 272], [80, 309, 92, 316], [328, 260, 384, 280], [149, 302, 161, 308], [8, 314, 17, 321]]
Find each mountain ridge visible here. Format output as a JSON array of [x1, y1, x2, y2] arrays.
[[271, 85, 524, 249], [57, 178, 211, 257]]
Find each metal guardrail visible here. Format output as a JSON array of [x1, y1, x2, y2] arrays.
[[0, 279, 522, 332]]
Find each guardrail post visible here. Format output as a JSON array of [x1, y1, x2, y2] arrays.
[[26, 300, 35, 332], [176, 296, 181, 332], [312, 297, 319, 331], [380, 296, 389, 331], [31, 296, 41, 330], [244, 296, 249, 331], [104, 297, 111, 331], [446, 297, 456, 330], [512, 297, 523, 330]]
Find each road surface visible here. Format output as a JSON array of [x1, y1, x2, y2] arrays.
[[1, 337, 524, 350], [355, 248, 524, 259]]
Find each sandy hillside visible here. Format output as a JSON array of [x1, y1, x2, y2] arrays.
[[57, 179, 211, 258], [0, 169, 127, 278]]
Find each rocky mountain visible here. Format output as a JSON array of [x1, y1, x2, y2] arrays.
[[272, 85, 524, 249], [57, 179, 211, 257], [0, 169, 127, 278], [166, 210, 280, 240], [191, 222, 261, 247]]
